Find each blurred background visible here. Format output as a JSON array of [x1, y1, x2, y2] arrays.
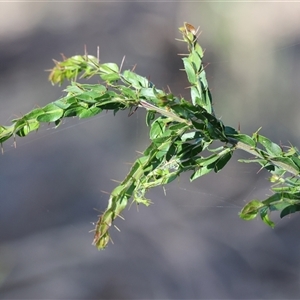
[[1, 1, 300, 299]]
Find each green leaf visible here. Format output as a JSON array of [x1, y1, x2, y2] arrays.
[[260, 207, 275, 228], [261, 192, 283, 206], [190, 154, 220, 180], [191, 119, 205, 131], [139, 88, 159, 102], [53, 99, 72, 110], [154, 139, 172, 159], [195, 153, 219, 166], [168, 123, 188, 132], [119, 86, 136, 99], [0, 126, 13, 144], [257, 135, 282, 156], [64, 106, 85, 117], [23, 108, 45, 120], [99, 63, 120, 82], [280, 204, 300, 218], [48, 55, 99, 85], [214, 150, 232, 173], [230, 133, 256, 147], [177, 142, 203, 160], [77, 84, 107, 93], [181, 131, 198, 141], [290, 156, 300, 169], [36, 103, 64, 122], [149, 118, 166, 139], [271, 156, 299, 171], [285, 145, 300, 157], [65, 84, 85, 94], [78, 107, 102, 118], [285, 176, 300, 187], [190, 165, 213, 180], [190, 50, 202, 72], [165, 143, 177, 161], [239, 200, 264, 221], [101, 73, 120, 82], [224, 126, 238, 135], [146, 110, 156, 126], [190, 86, 201, 106], [74, 89, 106, 103], [63, 95, 77, 105], [122, 70, 149, 88], [16, 120, 40, 137], [182, 57, 196, 84], [100, 63, 119, 73]]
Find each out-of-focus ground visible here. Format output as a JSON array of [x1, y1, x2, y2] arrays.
[[1, 2, 300, 299]]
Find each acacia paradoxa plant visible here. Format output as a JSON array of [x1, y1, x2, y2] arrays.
[[1, 23, 300, 250]]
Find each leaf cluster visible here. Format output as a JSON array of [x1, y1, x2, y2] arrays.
[[1, 23, 300, 249]]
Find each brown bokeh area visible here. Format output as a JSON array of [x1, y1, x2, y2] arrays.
[[1, 2, 300, 299]]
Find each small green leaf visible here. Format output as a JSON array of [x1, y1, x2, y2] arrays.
[[191, 119, 205, 131], [139, 88, 158, 102], [269, 200, 294, 212], [194, 43, 204, 58], [23, 108, 45, 120], [149, 118, 166, 139], [181, 131, 198, 141], [190, 165, 213, 180], [119, 86, 136, 98], [76, 89, 104, 101], [100, 73, 120, 82], [190, 154, 220, 180], [224, 126, 238, 135], [64, 106, 85, 117], [230, 134, 256, 147], [285, 145, 300, 157], [190, 50, 202, 72], [165, 143, 177, 161], [100, 63, 119, 73], [260, 207, 275, 228], [271, 156, 299, 172], [290, 156, 300, 169], [190, 86, 201, 106], [257, 135, 282, 156], [168, 123, 187, 131], [0, 126, 13, 144], [37, 103, 64, 122], [134, 194, 152, 206], [16, 120, 40, 137], [195, 153, 219, 166], [214, 150, 232, 173], [65, 84, 84, 94], [78, 84, 107, 93], [182, 57, 196, 84], [261, 193, 283, 206], [63, 95, 77, 105], [78, 107, 102, 118], [99, 63, 120, 82], [280, 204, 300, 218], [146, 110, 156, 126], [239, 200, 264, 220], [53, 99, 72, 110], [122, 70, 149, 88]]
